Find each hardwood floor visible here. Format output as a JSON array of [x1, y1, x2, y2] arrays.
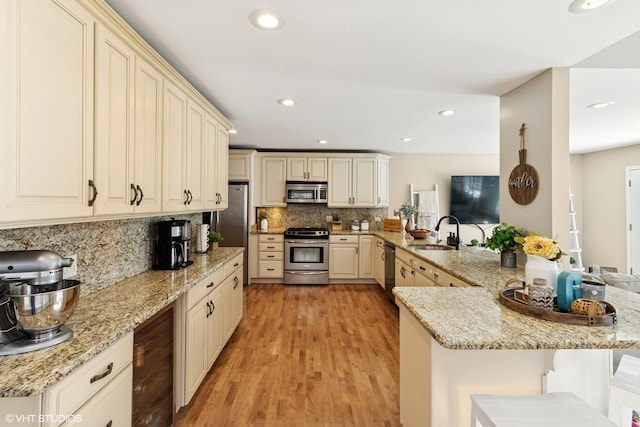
[[175, 284, 401, 427]]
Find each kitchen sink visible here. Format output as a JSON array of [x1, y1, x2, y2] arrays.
[[410, 244, 454, 251]]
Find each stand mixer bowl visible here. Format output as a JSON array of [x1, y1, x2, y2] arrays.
[[8, 279, 80, 341]]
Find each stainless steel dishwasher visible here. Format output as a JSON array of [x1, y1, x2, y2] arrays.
[[384, 242, 396, 302]]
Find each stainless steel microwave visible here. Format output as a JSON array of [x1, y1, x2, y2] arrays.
[[285, 182, 328, 204]]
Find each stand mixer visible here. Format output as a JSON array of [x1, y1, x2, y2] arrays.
[[0, 250, 81, 356]]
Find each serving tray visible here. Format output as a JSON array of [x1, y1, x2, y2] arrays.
[[499, 279, 617, 327]]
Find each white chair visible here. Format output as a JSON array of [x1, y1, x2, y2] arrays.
[[470, 354, 640, 427]]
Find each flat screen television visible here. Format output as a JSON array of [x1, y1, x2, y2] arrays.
[[449, 175, 499, 224]]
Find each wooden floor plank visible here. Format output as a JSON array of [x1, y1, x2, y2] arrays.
[[175, 283, 401, 427]]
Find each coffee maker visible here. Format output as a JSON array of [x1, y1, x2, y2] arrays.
[[153, 219, 193, 270]]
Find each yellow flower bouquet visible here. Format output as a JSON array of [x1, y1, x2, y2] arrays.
[[516, 233, 565, 261]]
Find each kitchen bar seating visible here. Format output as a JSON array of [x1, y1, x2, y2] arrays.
[[470, 354, 640, 427]]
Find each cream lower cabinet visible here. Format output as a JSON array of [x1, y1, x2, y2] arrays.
[[329, 235, 359, 279], [395, 248, 438, 287], [42, 333, 133, 427], [395, 258, 415, 287], [433, 267, 470, 287], [374, 237, 386, 289], [257, 234, 284, 279], [358, 235, 375, 279], [182, 253, 244, 405], [1, 0, 95, 225]]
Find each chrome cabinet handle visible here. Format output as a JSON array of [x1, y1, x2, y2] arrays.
[[88, 180, 98, 207], [90, 362, 113, 384]]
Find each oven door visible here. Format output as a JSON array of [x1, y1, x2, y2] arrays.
[[284, 239, 329, 285]]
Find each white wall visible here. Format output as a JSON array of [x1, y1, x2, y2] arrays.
[[388, 153, 499, 244], [577, 144, 640, 272]]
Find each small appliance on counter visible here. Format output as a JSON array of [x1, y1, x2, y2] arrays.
[[153, 219, 193, 270], [0, 250, 80, 355]]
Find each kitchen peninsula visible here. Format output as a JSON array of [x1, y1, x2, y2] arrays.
[[391, 239, 640, 427]]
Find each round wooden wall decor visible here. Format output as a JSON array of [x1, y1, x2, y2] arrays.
[[508, 124, 539, 205]]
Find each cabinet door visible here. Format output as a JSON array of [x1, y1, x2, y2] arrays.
[[68, 365, 132, 427], [328, 158, 352, 207], [206, 286, 223, 368], [204, 114, 219, 209], [286, 157, 307, 181], [261, 157, 286, 206], [376, 157, 389, 207], [215, 124, 229, 209], [1, 0, 95, 223], [414, 271, 436, 287], [94, 24, 134, 216], [329, 244, 358, 279], [185, 299, 207, 403], [162, 80, 188, 211], [132, 55, 163, 213], [359, 235, 375, 279], [307, 158, 328, 181], [229, 154, 251, 181], [231, 269, 243, 329], [374, 240, 386, 288], [185, 98, 205, 211], [395, 259, 414, 286], [352, 158, 376, 207], [221, 275, 234, 343]]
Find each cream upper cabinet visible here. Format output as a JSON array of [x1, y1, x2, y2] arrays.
[[94, 24, 163, 215], [376, 156, 389, 207], [204, 114, 228, 210], [261, 157, 287, 206], [328, 157, 377, 207], [162, 81, 206, 212], [1, 0, 95, 225], [286, 157, 327, 181], [228, 150, 254, 181]]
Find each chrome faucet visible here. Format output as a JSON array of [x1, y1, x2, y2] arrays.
[[435, 215, 461, 250]]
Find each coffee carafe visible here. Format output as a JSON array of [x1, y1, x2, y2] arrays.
[[153, 219, 193, 270]]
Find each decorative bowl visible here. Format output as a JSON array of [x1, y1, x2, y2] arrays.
[[408, 229, 430, 239]]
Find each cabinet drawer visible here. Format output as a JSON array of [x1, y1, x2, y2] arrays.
[[258, 234, 283, 243], [414, 258, 434, 278], [258, 261, 283, 277], [64, 364, 133, 427], [434, 268, 470, 287], [395, 248, 413, 265], [259, 251, 284, 261], [258, 242, 284, 252], [329, 235, 359, 244], [43, 333, 133, 422], [223, 253, 244, 278], [186, 268, 224, 309]]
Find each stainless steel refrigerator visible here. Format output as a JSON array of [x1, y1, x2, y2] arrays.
[[203, 182, 249, 285]]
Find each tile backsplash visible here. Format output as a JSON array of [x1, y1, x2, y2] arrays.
[[0, 213, 201, 296], [257, 205, 388, 230]]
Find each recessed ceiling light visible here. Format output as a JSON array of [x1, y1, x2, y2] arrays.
[[278, 98, 296, 107], [228, 129, 238, 134], [400, 137, 412, 142], [438, 110, 455, 116], [587, 101, 615, 109], [317, 139, 328, 144], [249, 9, 284, 30], [569, 0, 615, 13]]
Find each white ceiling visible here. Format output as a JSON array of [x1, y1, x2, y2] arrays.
[[104, 0, 640, 155]]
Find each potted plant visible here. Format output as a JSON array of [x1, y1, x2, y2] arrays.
[[485, 222, 527, 267], [208, 231, 223, 249], [399, 202, 418, 231]]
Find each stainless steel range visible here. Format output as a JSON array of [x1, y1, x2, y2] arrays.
[[284, 227, 329, 285]]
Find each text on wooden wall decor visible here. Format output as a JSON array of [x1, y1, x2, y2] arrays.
[[508, 124, 539, 205]]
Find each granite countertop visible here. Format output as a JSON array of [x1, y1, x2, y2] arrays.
[[387, 235, 640, 351], [0, 247, 243, 398]]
